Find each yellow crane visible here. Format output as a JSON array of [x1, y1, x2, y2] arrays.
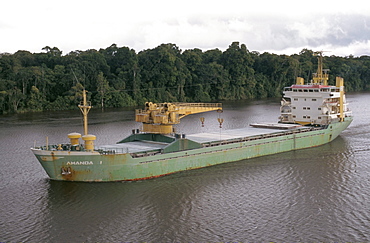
[[135, 102, 223, 134]]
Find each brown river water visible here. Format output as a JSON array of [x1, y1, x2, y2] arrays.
[[0, 92, 369, 242]]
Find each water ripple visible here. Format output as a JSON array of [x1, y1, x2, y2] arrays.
[[2, 94, 370, 242]]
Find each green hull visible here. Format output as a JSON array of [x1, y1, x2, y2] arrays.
[[31, 117, 352, 182]]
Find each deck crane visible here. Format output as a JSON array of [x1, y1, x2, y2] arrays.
[[135, 102, 223, 134]]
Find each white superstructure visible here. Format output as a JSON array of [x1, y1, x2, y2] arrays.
[[280, 52, 352, 126]]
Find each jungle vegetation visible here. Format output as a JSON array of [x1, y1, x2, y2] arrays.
[[0, 42, 369, 114]]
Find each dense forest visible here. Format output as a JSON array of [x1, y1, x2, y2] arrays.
[[0, 42, 369, 114]]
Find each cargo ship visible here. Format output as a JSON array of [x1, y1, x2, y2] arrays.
[[31, 52, 353, 182]]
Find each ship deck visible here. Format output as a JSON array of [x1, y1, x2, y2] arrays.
[[187, 124, 304, 144], [96, 140, 169, 154], [96, 123, 309, 154]]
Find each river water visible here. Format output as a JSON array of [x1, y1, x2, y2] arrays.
[[1, 93, 369, 242]]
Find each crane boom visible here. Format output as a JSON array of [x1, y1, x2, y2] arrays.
[[135, 102, 222, 134]]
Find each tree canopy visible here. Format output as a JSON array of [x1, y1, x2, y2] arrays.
[[0, 42, 369, 114]]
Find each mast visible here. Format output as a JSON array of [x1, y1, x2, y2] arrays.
[[78, 90, 92, 135], [312, 51, 329, 85]]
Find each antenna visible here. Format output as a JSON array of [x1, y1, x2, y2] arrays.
[[71, 68, 79, 85], [83, 66, 86, 88]]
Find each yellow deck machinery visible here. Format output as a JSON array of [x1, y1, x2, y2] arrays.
[[135, 102, 223, 134]]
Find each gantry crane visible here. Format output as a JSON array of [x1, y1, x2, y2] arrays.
[[135, 102, 223, 134]]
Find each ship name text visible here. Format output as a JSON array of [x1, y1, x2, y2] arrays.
[[67, 161, 93, 165]]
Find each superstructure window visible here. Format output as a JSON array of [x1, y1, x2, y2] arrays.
[[312, 99, 317, 101], [294, 98, 298, 101]]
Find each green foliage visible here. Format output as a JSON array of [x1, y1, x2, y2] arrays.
[[0, 43, 369, 114], [95, 71, 112, 109], [27, 86, 45, 111]]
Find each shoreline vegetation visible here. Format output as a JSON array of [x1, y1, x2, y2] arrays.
[[0, 42, 369, 114]]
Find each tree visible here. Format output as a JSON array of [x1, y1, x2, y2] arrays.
[[221, 42, 255, 99], [0, 90, 6, 113], [138, 43, 189, 102], [42, 46, 62, 57], [95, 72, 112, 109], [27, 86, 45, 111], [66, 82, 85, 108], [1, 43, 369, 114], [100, 45, 140, 101], [8, 87, 24, 112]]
